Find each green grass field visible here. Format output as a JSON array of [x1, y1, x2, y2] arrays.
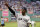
[[0, 22, 40, 27]]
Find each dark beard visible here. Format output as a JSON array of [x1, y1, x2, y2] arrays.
[[22, 13, 25, 16]]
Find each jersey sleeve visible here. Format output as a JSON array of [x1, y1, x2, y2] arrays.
[[8, 7, 15, 16], [28, 16, 31, 23], [26, 16, 30, 21]]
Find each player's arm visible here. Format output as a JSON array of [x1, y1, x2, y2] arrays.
[[5, 3, 15, 16]]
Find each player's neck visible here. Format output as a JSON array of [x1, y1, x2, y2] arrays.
[[23, 15, 25, 16]]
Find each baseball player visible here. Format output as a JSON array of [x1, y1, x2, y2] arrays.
[[5, 3, 31, 27]]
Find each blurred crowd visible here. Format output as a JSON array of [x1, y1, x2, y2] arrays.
[[0, 0, 40, 12]]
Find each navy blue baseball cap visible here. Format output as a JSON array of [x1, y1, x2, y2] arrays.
[[22, 7, 27, 12]]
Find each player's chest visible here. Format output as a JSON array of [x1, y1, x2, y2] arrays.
[[18, 15, 27, 19]]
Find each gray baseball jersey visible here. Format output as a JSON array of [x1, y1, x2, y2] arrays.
[[15, 13, 30, 27]]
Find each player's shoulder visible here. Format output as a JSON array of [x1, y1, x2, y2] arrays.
[[26, 15, 30, 17], [26, 15, 30, 18]]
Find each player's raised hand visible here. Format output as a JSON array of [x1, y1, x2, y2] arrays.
[[4, 2, 9, 7]]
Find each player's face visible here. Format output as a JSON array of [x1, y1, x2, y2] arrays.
[[22, 9, 26, 15]]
